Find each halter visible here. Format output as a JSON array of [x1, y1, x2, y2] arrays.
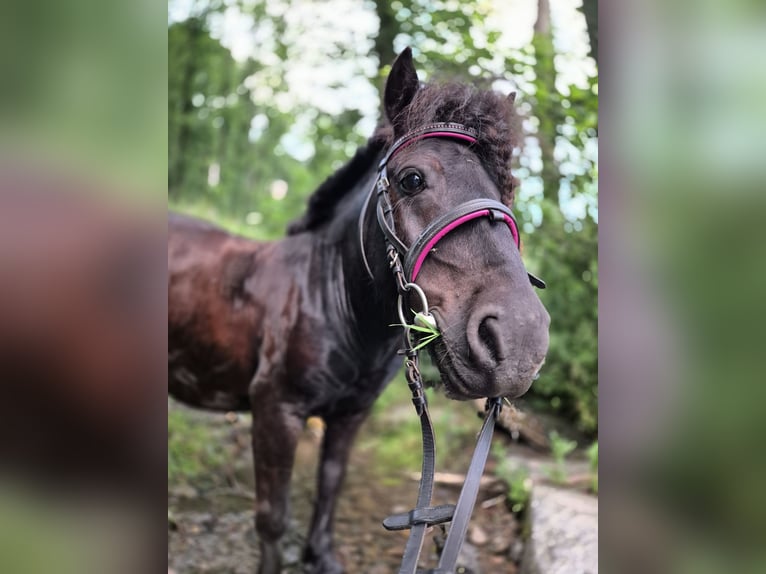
[[360, 123, 546, 574], [359, 122, 546, 288]]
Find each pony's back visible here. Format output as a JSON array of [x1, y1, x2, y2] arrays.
[[168, 212, 265, 411]]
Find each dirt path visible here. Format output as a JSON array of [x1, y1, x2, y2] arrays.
[[168, 390, 532, 574]]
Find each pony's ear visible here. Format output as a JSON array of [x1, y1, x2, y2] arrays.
[[384, 47, 419, 124], [507, 91, 517, 105]]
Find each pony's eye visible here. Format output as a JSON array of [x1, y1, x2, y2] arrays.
[[399, 171, 425, 194]]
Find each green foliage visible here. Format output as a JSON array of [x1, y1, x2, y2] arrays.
[[587, 440, 598, 493], [364, 415, 424, 474], [527, 202, 599, 434], [514, 8, 598, 435], [364, 379, 425, 473], [385, 0, 503, 83], [493, 443, 533, 516], [168, 17, 255, 202], [168, 409, 227, 485], [168, 197, 269, 240], [506, 468, 533, 515], [546, 430, 578, 484], [364, 378, 475, 476], [550, 431, 578, 462], [168, 13, 361, 241], [391, 311, 442, 351]]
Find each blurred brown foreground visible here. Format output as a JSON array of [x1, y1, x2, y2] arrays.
[[0, 162, 167, 574]]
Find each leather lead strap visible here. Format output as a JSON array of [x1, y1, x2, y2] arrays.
[[395, 403, 438, 574], [435, 398, 501, 572], [388, 398, 502, 574]]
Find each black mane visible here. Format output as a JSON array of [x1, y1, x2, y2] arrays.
[[286, 136, 386, 235]]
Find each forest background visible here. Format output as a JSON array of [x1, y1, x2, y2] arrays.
[[168, 0, 599, 434]]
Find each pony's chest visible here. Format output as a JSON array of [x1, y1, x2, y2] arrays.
[[299, 344, 401, 416]]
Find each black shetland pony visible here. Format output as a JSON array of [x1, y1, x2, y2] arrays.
[[168, 48, 549, 574]]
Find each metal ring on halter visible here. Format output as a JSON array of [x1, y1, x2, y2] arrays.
[[396, 282, 431, 327]]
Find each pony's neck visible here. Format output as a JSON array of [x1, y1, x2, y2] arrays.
[[295, 133, 400, 347], [330, 160, 400, 345]]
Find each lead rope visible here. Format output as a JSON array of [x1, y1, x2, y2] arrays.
[[395, 347, 440, 574], [379, 245, 445, 574], [434, 398, 501, 573], [381, 240, 502, 574]]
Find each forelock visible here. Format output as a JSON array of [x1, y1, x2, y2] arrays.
[[375, 82, 521, 208]]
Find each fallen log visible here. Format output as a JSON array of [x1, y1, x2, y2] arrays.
[[473, 399, 550, 450], [409, 471, 506, 493]]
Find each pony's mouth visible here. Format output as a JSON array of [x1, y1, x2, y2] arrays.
[[428, 336, 486, 401], [426, 309, 542, 401]]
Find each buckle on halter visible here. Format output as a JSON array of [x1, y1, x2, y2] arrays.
[[488, 208, 506, 223], [376, 175, 390, 194], [382, 504, 456, 531]]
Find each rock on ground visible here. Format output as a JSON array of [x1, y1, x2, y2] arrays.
[[520, 484, 598, 574]]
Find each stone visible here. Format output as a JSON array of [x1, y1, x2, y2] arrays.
[[520, 484, 598, 574], [170, 484, 198, 499], [469, 525, 489, 546], [490, 533, 511, 554]]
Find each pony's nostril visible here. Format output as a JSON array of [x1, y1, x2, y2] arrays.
[[477, 316, 503, 366]]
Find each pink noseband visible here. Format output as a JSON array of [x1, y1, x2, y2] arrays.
[[410, 210, 519, 281]]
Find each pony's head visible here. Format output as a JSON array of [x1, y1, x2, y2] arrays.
[[377, 48, 550, 400]]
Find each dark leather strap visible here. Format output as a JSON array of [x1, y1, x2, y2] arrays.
[[393, 399, 439, 574], [383, 504, 455, 530], [379, 123, 478, 169], [527, 271, 547, 289], [386, 398, 502, 574], [435, 398, 501, 572], [376, 169, 408, 256]]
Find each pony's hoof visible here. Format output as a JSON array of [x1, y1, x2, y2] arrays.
[[304, 554, 344, 574]]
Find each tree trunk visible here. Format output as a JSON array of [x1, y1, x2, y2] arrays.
[[373, 0, 397, 73], [534, 0, 551, 35], [169, 18, 204, 198], [533, 0, 559, 204]]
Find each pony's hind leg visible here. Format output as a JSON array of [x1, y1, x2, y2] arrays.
[[250, 388, 304, 574], [303, 409, 371, 574]]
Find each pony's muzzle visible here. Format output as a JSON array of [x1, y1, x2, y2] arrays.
[[467, 312, 507, 369], [466, 302, 550, 398]]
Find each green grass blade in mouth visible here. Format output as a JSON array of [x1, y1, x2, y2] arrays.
[[389, 311, 441, 351], [412, 333, 440, 351]]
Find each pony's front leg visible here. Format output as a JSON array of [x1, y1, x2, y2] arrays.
[[304, 408, 371, 574], [250, 386, 304, 574]]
